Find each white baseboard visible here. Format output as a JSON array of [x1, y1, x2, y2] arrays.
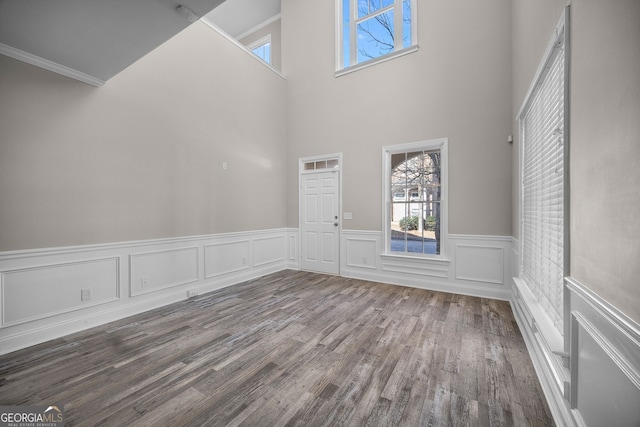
[[0, 229, 293, 355]]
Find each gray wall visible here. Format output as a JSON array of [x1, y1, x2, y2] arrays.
[[570, 0, 640, 323], [512, 0, 640, 323], [0, 22, 288, 252], [282, 0, 514, 235]]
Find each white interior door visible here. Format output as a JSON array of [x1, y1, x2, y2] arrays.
[[300, 170, 340, 274]]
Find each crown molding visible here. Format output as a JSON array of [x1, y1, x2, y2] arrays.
[[0, 43, 105, 87]]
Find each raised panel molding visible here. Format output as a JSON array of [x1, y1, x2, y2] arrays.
[[1, 257, 120, 326], [345, 237, 377, 270], [340, 230, 512, 300], [287, 232, 299, 269], [381, 258, 448, 279], [204, 240, 250, 278], [254, 235, 285, 267], [455, 245, 504, 284], [511, 237, 520, 277], [130, 247, 199, 296], [0, 228, 291, 356], [567, 277, 640, 426]]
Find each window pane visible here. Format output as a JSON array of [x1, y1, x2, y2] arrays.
[[327, 159, 339, 168], [389, 148, 442, 255], [358, 0, 382, 18], [370, 0, 382, 15], [390, 201, 409, 253], [424, 151, 441, 201], [402, 0, 411, 48], [304, 162, 315, 170], [340, 0, 416, 71], [357, 10, 395, 63], [430, 201, 441, 254], [252, 42, 270, 64], [343, 0, 351, 67]]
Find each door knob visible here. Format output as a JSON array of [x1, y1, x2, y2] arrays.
[[334, 222, 339, 226]]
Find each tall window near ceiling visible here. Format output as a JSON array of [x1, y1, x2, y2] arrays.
[[337, 0, 417, 72], [518, 16, 569, 337]]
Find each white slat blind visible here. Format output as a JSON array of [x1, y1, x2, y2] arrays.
[[521, 35, 566, 335]]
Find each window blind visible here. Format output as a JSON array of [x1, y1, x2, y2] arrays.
[[521, 35, 566, 335]]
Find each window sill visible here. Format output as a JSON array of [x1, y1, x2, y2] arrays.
[[513, 277, 564, 352], [380, 252, 450, 265], [335, 45, 419, 77]]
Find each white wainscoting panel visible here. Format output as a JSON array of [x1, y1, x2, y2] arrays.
[[381, 256, 448, 279], [0, 228, 292, 355], [339, 231, 512, 300], [204, 240, 250, 278], [2, 257, 119, 326], [130, 247, 199, 296], [567, 277, 640, 426], [511, 237, 520, 278], [455, 245, 504, 285], [512, 274, 640, 427], [345, 236, 378, 270], [254, 235, 285, 267], [287, 230, 299, 269]]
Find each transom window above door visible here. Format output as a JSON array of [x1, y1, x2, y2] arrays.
[[303, 159, 339, 171]]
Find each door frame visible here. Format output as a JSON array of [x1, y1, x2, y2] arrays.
[[298, 153, 343, 274]]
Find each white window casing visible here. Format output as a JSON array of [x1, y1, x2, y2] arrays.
[[382, 138, 448, 261], [335, 0, 418, 75]]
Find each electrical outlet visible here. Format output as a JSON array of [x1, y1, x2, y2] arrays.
[[187, 290, 198, 298], [81, 288, 92, 301], [141, 277, 149, 288]]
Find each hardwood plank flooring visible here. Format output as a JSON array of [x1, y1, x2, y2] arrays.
[[0, 270, 554, 426]]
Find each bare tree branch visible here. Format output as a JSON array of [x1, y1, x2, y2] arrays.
[[357, 3, 395, 59]]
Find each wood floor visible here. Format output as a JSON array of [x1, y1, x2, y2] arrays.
[[0, 270, 554, 426]]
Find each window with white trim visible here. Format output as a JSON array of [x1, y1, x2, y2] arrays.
[[248, 35, 271, 65], [519, 20, 568, 335], [338, 0, 416, 71], [383, 139, 447, 258]]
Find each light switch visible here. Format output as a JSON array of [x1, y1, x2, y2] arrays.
[[343, 212, 353, 220]]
